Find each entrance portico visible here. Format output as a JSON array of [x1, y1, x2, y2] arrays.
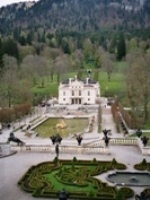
[[71, 98, 82, 104]]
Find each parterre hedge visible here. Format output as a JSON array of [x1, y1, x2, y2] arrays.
[[134, 159, 150, 198], [18, 157, 134, 200], [134, 158, 150, 171]]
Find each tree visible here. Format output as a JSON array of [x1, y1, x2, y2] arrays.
[[54, 54, 71, 84], [1, 38, 19, 61], [71, 49, 84, 69], [101, 52, 114, 81], [108, 34, 117, 54], [21, 55, 49, 87], [61, 39, 71, 54], [126, 53, 150, 122], [40, 47, 63, 82], [117, 33, 126, 61], [0, 55, 19, 107], [94, 46, 104, 69], [83, 38, 93, 63], [0, 38, 3, 68]]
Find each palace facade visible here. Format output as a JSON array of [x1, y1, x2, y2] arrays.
[[58, 76, 100, 105]]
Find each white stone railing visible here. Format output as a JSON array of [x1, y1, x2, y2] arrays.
[[11, 145, 110, 155], [10, 138, 150, 155], [110, 138, 138, 145], [110, 138, 150, 155]]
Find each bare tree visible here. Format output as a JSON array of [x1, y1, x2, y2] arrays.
[[101, 52, 114, 81], [21, 55, 49, 87], [41, 47, 63, 82], [71, 49, 84, 69], [94, 46, 105, 69], [0, 55, 19, 107], [54, 54, 71, 84], [126, 53, 150, 122]]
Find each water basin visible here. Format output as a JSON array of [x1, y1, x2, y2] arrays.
[[33, 117, 88, 138], [107, 171, 150, 186]]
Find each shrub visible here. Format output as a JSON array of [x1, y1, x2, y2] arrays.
[[111, 158, 117, 165], [142, 158, 147, 165], [72, 157, 77, 162]]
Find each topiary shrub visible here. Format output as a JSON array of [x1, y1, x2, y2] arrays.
[[111, 158, 117, 165], [72, 157, 77, 163], [142, 158, 147, 165], [92, 158, 97, 163], [53, 156, 59, 163]]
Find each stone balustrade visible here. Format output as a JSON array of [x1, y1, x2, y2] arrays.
[[110, 138, 138, 145], [9, 138, 150, 155], [11, 144, 110, 155]]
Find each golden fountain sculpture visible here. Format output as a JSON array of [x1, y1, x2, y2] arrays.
[[56, 120, 67, 129]]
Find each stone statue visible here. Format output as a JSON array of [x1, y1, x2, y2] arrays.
[[136, 129, 142, 138], [102, 129, 111, 147], [141, 136, 149, 147], [135, 192, 150, 200], [58, 188, 69, 200], [50, 133, 62, 145], [76, 135, 83, 146], [7, 132, 25, 146], [102, 129, 111, 138]]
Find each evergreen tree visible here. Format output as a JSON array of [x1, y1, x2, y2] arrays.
[[26, 30, 34, 45], [108, 35, 117, 54], [1, 38, 19, 61], [0, 38, 3, 68], [18, 35, 26, 46], [116, 33, 126, 61], [61, 40, 70, 54]]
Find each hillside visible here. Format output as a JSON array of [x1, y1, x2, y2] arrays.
[[0, 0, 150, 36]]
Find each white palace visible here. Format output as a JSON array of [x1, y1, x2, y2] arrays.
[[58, 75, 100, 105]]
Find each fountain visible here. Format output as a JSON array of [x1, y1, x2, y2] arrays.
[[56, 120, 67, 129], [107, 172, 150, 186], [33, 117, 88, 138], [130, 176, 139, 183]]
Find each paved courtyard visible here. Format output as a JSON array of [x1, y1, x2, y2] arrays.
[[0, 98, 149, 200]]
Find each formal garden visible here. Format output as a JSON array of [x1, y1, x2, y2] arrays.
[[18, 157, 132, 200], [18, 157, 150, 200]]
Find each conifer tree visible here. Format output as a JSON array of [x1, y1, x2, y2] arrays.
[[117, 33, 126, 61]]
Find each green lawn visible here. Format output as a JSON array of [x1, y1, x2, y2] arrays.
[[31, 62, 127, 101], [98, 71, 125, 98]]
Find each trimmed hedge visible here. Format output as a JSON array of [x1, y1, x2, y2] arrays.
[[134, 158, 150, 171], [18, 157, 133, 200]]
